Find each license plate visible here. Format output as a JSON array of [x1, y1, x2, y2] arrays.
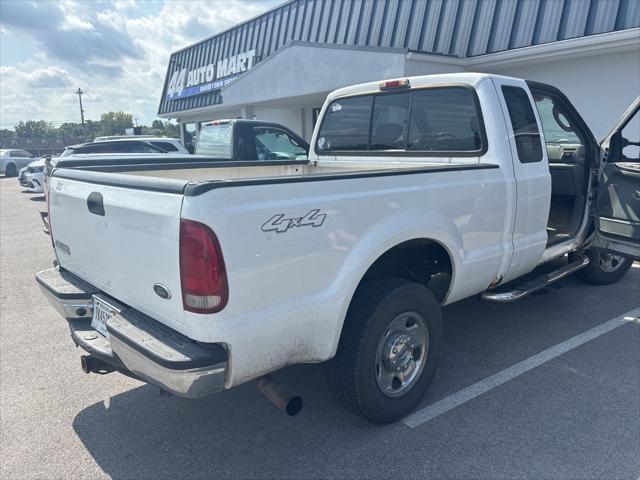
[[91, 296, 116, 337]]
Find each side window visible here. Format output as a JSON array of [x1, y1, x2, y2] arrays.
[[151, 141, 179, 152], [316, 95, 373, 152], [370, 92, 410, 150], [502, 86, 543, 163], [253, 128, 307, 160], [408, 87, 483, 152], [127, 142, 162, 153]]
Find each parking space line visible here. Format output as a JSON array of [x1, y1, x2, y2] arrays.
[[403, 308, 640, 428]]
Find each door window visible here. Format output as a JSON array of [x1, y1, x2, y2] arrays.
[[253, 127, 307, 160], [501, 86, 543, 163], [151, 141, 180, 152], [534, 96, 582, 145]]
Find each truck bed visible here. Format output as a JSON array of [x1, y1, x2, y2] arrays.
[[52, 155, 492, 193]]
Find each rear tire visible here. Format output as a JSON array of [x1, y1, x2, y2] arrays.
[[579, 249, 632, 285], [326, 277, 443, 423], [4, 163, 17, 177]]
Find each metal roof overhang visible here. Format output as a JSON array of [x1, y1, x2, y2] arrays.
[[220, 43, 408, 108]]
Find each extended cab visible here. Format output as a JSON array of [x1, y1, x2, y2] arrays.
[[195, 119, 309, 160], [37, 73, 639, 423]]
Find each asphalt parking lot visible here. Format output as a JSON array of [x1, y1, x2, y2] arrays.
[[1, 175, 639, 480]]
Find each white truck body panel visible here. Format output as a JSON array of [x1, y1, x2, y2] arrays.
[[49, 177, 187, 332]]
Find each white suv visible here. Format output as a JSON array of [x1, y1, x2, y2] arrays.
[[92, 136, 189, 154], [1, 149, 37, 177]]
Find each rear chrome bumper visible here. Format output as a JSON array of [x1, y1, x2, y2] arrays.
[[36, 267, 227, 398]]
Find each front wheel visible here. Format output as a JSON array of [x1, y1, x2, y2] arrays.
[[326, 277, 443, 423], [579, 249, 632, 285], [4, 163, 17, 177]]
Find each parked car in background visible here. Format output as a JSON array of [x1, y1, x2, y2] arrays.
[[63, 137, 188, 156], [18, 158, 46, 193], [93, 136, 189, 154], [1, 149, 38, 177], [196, 119, 308, 160], [61, 139, 174, 157]]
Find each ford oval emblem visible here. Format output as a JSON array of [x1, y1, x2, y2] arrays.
[[153, 284, 172, 300]]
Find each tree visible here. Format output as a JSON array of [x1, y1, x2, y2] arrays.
[[151, 120, 164, 130], [14, 120, 54, 137], [98, 111, 133, 136]]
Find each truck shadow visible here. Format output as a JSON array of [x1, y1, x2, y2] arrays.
[[72, 269, 639, 479], [72, 363, 389, 479]]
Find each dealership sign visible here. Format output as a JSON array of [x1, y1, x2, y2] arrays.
[[166, 49, 256, 100]]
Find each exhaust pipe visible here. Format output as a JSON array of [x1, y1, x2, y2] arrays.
[[256, 375, 303, 416], [81, 355, 115, 375]]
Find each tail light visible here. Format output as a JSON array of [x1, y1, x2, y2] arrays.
[[179, 219, 228, 314]]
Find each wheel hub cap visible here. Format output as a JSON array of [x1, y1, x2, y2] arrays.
[[598, 251, 625, 273], [375, 312, 429, 397], [382, 334, 413, 371]]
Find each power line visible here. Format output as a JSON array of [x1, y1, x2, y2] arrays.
[[75, 88, 86, 141]]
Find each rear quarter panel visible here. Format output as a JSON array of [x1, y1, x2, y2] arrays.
[[182, 165, 511, 386]]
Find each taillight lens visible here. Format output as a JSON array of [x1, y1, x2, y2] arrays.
[[179, 219, 228, 314]]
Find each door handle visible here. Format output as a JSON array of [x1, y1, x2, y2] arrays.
[[633, 190, 640, 201], [87, 192, 105, 216]]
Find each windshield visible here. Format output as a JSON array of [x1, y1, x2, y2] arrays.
[[196, 123, 233, 157]]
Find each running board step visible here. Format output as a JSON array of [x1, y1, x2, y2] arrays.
[[481, 254, 590, 303]]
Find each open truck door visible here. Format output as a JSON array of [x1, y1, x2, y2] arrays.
[[592, 97, 640, 260]]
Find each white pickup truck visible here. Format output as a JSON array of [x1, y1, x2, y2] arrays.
[[37, 73, 639, 423]]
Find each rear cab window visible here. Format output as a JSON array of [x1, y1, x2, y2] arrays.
[[197, 123, 233, 157], [315, 85, 486, 156]]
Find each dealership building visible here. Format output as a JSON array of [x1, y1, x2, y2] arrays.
[[157, 0, 640, 147]]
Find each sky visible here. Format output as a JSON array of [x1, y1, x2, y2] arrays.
[[0, 0, 280, 129]]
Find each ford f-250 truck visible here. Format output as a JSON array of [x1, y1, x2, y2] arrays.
[[37, 73, 639, 423]]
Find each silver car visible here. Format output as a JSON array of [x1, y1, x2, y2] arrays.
[[1, 149, 38, 177]]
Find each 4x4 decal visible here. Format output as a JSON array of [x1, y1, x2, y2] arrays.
[[261, 209, 326, 233]]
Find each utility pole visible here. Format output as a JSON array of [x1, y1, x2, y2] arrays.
[[75, 88, 86, 141]]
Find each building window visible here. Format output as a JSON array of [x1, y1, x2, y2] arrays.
[[56, 139, 63, 147], [26, 139, 34, 148], [181, 123, 197, 153], [312, 108, 322, 128], [11, 140, 18, 147], [42, 139, 48, 147]]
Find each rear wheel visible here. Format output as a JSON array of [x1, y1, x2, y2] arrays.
[[579, 249, 632, 285], [326, 277, 443, 423], [4, 163, 17, 177]]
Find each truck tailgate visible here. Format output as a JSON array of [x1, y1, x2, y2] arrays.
[[48, 173, 188, 333]]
